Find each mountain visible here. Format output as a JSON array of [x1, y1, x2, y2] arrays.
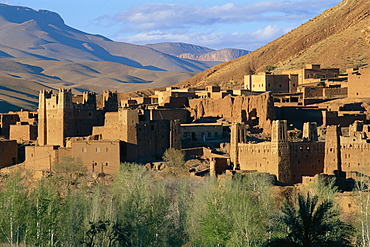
[[146, 42, 250, 62], [0, 4, 225, 112], [145, 42, 216, 56], [0, 4, 216, 73], [175, 0, 370, 88], [178, 48, 250, 62]]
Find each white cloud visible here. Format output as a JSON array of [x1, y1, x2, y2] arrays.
[[108, 0, 340, 30], [99, 0, 341, 50], [116, 24, 289, 50]]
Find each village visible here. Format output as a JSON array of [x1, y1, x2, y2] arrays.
[[1, 64, 370, 195]]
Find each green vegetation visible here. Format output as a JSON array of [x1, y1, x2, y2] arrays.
[[264, 193, 353, 246], [265, 65, 276, 72], [0, 165, 365, 246], [162, 148, 185, 168]]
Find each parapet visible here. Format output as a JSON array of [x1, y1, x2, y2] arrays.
[[59, 88, 72, 93]]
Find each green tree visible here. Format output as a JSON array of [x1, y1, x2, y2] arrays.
[[162, 148, 185, 168], [264, 193, 353, 247], [29, 177, 61, 246], [52, 156, 87, 187], [0, 171, 30, 245], [186, 174, 274, 246]]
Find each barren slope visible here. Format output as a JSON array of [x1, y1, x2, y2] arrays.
[[176, 0, 370, 87]]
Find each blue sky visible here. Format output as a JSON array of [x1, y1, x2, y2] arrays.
[[1, 0, 341, 50]]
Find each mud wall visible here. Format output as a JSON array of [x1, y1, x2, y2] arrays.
[[188, 92, 275, 133]]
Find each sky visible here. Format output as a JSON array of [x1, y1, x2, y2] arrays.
[[0, 0, 341, 51]]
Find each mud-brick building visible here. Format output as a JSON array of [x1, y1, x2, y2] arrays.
[[347, 66, 370, 97], [282, 64, 340, 85], [69, 140, 123, 174], [92, 108, 181, 162], [10, 122, 37, 143], [37, 89, 118, 147], [0, 140, 18, 168], [325, 121, 370, 178], [180, 123, 225, 141], [230, 120, 325, 184], [244, 72, 298, 93], [0, 110, 37, 139]]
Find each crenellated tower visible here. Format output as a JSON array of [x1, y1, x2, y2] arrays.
[[37, 89, 53, 146], [230, 122, 247, 169]]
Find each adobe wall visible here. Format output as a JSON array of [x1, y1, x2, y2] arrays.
[[289, 142, 325, 183], [71, 140, 122, 174], [266, 74, 290, 93], [0, 140, 18, 168], [189, 92, 275, 134], [149, 109, 190, 123], [348, 66, 370, 97], [181, 123, 224, 141], [340, 142, 370, 177], [323, 87, 347, 99], [24, 145, 59, 172], [10, 123, 37, 142], [237, 142, 277, 175], [302, 87, 324, 99], [136, 120, 171, 161], [0, 113, 19, 138]]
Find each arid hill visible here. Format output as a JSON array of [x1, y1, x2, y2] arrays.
[[175, 0, 370, 88]]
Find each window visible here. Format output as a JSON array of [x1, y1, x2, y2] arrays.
[[96, 147, 100, 152], [82, 148, 87, 152], [106, 147, 109, 152], [105, 162, 109, 166], [208, 132, 211, 137], [183, 132, 187, 138]]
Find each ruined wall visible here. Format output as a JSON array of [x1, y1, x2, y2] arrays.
[[189, 92, 275, 133], [323, 87, 347, 99], [302, 87, 324, 99], [238, 143, 276, 173]]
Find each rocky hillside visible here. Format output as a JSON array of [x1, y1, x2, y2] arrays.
[[175, 0, 370, 88]]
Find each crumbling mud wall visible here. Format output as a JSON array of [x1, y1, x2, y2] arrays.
[[188, 92, 275, 133]]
